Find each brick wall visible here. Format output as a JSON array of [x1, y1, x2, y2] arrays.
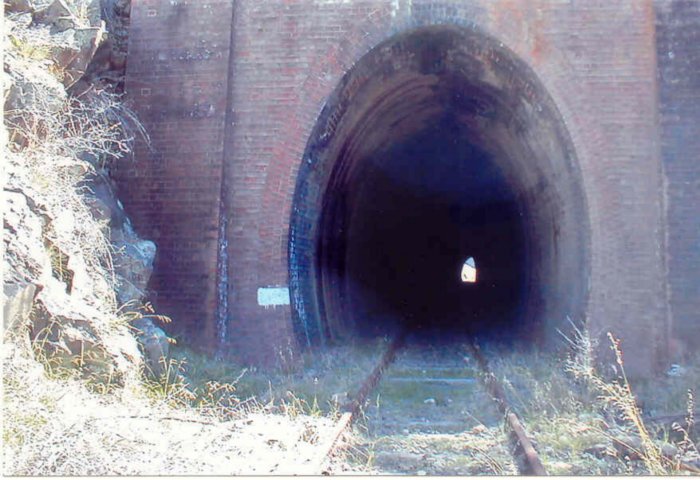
[[119, 0, 675, 375], [114, 0, 234, 345], [655, 0, 700, 350]]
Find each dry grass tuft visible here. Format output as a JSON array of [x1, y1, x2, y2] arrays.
[[485, 322, 699, 475]]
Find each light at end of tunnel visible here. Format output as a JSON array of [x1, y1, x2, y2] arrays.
[[461, 257, 477, 283]]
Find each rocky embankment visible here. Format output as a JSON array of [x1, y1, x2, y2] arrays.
[[4, 0, 168, 387]]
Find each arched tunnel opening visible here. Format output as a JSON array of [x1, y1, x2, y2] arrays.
[[290, 25, 590, 349]]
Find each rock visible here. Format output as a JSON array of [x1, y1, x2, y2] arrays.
[[612, 435, 643, 460], [3, 283, 38, 333], [29, 291, 118, 382], [76, 171, 156, 307], [659, 442, 679, 459], [83, 194, 113, 226], [4, 186, 94, 303], [113, 276, 146, 307], [583, 443, 612, 458], [330, 392, 349, 405], [33, 0, 102, 31], [681, 456, 700, 470], [548, 461, 573, 472], [48, 25, 106, 87], [71, 37, 121, 94], [82, 171, 128, 227], [131, 317, 170, 377], [666, 364, 686, 377], [4, 64, 67, 116], [3, 190, 54, 286], [27, 286, 143, 384], [33, 0, 75, 30], [97, 0, 131, 81], [6, 12, 105, 90], [470, 424, 487, 434], [111, 222, 156, 305], [4, 52, 67, 147], [5, 0, 52, 13], [374, 452, 424, 472], [423, 398, 436, 405]]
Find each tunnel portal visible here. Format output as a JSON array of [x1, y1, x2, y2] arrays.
[[118, 0, 676, 374], [290, 25, 590, 348]]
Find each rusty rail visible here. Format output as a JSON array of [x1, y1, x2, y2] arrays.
[[301, 333, 406, 474], [342, 332, 406, 417], [466, 342, 548, 476]]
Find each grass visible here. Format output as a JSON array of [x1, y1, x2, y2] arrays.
[[169, 337, 388, 416], [481, 324, 699, 475], [8, 312, 698, 475], [346, 326, 698, 476], [4, 313, 360, 475], [364, 427, 518, 475]]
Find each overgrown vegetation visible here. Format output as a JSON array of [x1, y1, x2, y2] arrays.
[[482, 326, 699, 475], [169, 338, 388, 416], [344, 333, 700, 476]]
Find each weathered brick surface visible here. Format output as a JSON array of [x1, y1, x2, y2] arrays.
[[117, 0, 693, 375], [114, 0, 233, 345], [655, 0, 700, 350]]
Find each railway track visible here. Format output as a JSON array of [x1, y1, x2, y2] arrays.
[[465, 341, 547, 475], [307, 332, 548, 475]]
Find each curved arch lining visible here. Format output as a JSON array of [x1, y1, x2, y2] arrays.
[[290, 25, 589, 348]]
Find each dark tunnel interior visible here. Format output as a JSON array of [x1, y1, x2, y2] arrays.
[[290, 25, 590, 349], [341, 117, 528, 340]]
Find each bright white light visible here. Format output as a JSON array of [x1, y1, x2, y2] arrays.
[[461, 257, 477, 283]]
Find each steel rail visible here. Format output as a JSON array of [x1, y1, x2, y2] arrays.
[[465, 341, 548, 476], [301, 332, 406, 474]]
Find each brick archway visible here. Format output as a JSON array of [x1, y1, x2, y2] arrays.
[[288, 24, 590, 349]]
